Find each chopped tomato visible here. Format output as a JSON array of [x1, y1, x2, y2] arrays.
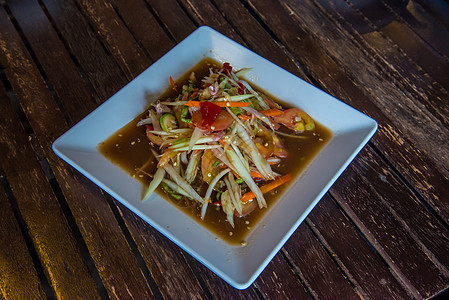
[[272, 108, 315, 132], [199, 101, 222, 126], [192, 109, 234, 131]]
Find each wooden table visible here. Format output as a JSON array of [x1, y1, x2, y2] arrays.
[[1, 0, 448, 298]]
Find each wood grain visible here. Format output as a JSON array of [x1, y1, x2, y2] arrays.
[[245, 0, 449, 223], [315, 0, 449, 129], [0, 85, 46, 300], [115, 201, 209, 299], [331, 167, 449, 298], [353, 146, 449, 270], [0, 185, 46, 299], [181, 0, 309, 81], [74, 0, 151, 79], [348, 0, 449, 88], [283, 224, 361, 299], [380, 0, 449, 60], [144, 0, 197, 41], [0, 14, 99, 296], [0, 2, 155, 298], [109, 0, 176, 61], [307, 194, 410, 299], [41, 0, 128, 100], [255, 253, 311, 299], [282, 0, 449, 177]]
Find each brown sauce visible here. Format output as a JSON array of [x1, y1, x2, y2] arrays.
[[98, 58, 331, 245]]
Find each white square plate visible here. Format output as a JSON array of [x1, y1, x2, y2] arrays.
[[53, 26, 377, 289]]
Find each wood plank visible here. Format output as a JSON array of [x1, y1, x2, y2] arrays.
[[0, 20, 99, 299], [41, 0, 128, 100], [255, 253, 311, 299], [0, 4, 157, 298], [353, 146, 449, 270], [347, 0, 449, 88], [0, 183, 46, 299], [109, 0, 176, 61], [144, 0, 197, 41], [283, 224, 361, 299], [330, 167, 449, 298], [246, 0, 449, 223], [114, 201, 209, 299], [380, 0, 449, 60], [0, 84, 46, 299], [315, 0, 449, 129], [73, 0, 151, 79], [7, 0, 99, 123], [180, 0, 310, 81], [307, 194, 410, 298], [413, 0, 449, 31], [177, 0, 245, 44], [188, 257, 262, 299], [39, 0, 212, 295], [282, 0, 449, 177]]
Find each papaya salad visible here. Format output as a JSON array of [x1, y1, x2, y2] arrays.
[[138, 62, 316, 228]]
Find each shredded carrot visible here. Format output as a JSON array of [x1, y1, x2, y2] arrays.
[[239, 108, 284, 120], [231, 170, 241, 180], [238, 114, 252, 120], [241, 173, 293, 202], [184, 100, 251, 107], [218, 139, 230, 151], [261, 108, 284, 117], [250, 170, 264, 178], [189, 91, 198, 99], [169, 76, 177, 92]]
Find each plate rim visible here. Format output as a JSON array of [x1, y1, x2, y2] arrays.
[[53, 25, 377, 289]]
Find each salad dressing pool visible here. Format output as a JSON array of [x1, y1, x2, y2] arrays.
[[98, 58, 331, 245]]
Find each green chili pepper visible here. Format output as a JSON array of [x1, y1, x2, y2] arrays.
[[162, 182, 182, 200], [235, 178, 244, 184], [229, 107, 242, 116], [181, 105, 192, 123], [253, 118, 259, 135]]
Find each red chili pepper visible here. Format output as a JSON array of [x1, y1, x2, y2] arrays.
[[237, 82, 245, 95], [200, 101, 222, 126], [222, 62, 232, 75]]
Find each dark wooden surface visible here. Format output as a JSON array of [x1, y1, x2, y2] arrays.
[[0, 0, 448, 298]]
